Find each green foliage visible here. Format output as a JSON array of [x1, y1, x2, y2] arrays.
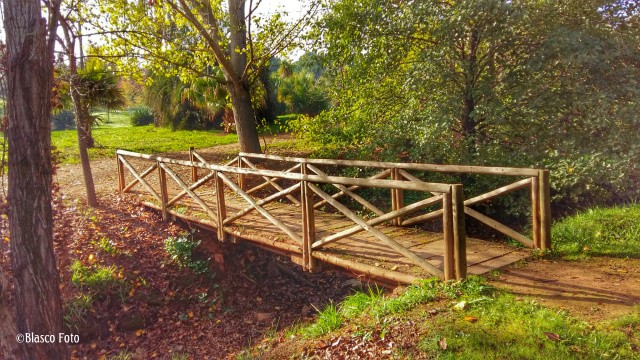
[[63, 293, 93, 332], [551, 204, 640, 259], [164, 234, 212, 276], [293, 276, 639, 358], [98, 237, 118, 255], [70, 260, 124, 298], [51, 110, 76, 131], [302, 0, 640, 212], [299, 302, 343, 338], [129, 107, 155, 127]]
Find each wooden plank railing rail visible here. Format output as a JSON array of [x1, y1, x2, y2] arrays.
[[238, 152, 551, 251]]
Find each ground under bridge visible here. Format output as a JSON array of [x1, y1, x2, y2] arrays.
[[115, 149, 551, 285]]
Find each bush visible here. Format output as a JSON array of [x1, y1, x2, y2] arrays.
[[51, 110, 76, 131], [164, 234, 211, 276], [129, 107, 154, 126]]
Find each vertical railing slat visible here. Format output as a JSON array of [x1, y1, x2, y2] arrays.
[[157, 161, 169, 221], [215, 171, 227, 242], [539, 170, 551, 251], [442, 189, 455, 281]]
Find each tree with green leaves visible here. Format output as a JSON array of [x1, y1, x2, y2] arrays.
[[304, 0, 639, 207], [97, 0, 318, 153]]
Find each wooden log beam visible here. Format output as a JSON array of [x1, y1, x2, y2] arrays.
[[452, 184, 467, 280], [464, 178, 532, 206], [312, 251, 423, 285], [391, 168, 404, 226], [312, 195, 443, 249], [115, 151, 450, 193], [242, 157, 301, 205], [119, 155, 161, 202], [122, 163, 157, 193], [403, 178, 532, 227], [442, 190, 455, 281], [158, 161, 169, 221], [531, 176, 541, 249], [218, 172, 303, 244], [214, 171, 227, 241], [313, 169, 391, 209], [159, 162, 218, 223], [190, 147, 198, 182], [307, 164, 384, 216], [301, 181, 316, 272], [117, 156, 126, 192], [539, 170, 552, 250], [309, 183, 445, 279], [239, 152, 540, 177], [464, 206, 533, 248], [224, 183, 301, 224], [246, 164, 300, 195], [167, 171, 216, 206]]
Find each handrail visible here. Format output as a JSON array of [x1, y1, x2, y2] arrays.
[[116, 149, 453, 193], [238, 152, 540, 177]]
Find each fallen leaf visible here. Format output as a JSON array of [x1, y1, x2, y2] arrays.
[[438, 337, 447, 350], [453, 301, 467, 310], [464, 316, 478, 323], [544, 332, 561, 341], [135, 329, 145, 337]]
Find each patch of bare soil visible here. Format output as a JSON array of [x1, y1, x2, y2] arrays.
[[488, 257, 640, 322]]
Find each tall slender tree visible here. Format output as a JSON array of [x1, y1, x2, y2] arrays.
[[1, 0, 68, 358]]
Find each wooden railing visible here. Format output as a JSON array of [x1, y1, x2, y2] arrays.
[[237, 152, 551, 251], [116, 149, 550, 282], [116, 149, 467, 281]]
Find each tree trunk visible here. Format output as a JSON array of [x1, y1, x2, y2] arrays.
[[69, 63, 98, 207], [2, 0, 68, 358], [228, 0, 261, 153]]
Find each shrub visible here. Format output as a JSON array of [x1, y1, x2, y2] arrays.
[[164, 234, 211, 276], [129, 107, 155, 126], [51, 110, 76, 131], [70, 260, 124, 299]]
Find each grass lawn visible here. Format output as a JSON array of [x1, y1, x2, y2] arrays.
[[52, 125, 238, 164], [1, 110, 239, 165], [551, 204, 640, 259]]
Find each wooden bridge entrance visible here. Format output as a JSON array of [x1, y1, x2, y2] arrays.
[[116, 149, 551, 284]]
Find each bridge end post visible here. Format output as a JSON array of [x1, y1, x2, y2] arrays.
[[189, 147, 198, 182], [452, 184, 467, 280], [214, 171, 228, 242], [157, 161, 169, 221], [116, 155, 125, 193], [539, 170, 551, 251], [390, 168, 404, 226], [442, 188, 455, 281], [531, 175, 541, 249]]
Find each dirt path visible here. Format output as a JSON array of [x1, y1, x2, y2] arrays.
[[488, 257, 640, 322]]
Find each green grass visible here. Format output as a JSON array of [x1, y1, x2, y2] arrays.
[[93, 109, 135, 128], [285, 277, 640, 359], [70, 260, 125, 299], [551, 204, 640, 259], [52, 125, 238, 164]]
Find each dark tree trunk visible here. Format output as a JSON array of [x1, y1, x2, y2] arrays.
[[228, 0, 261, 153], [2, 0, 68, 358]]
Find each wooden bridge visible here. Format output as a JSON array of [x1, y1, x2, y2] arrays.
[[115, 149, 551, 285]]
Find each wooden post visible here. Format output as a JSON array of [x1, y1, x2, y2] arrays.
[[237, 155, 245, 190], [189, 146, 198, 182], [539, 170, 551, 251], [157, 161, 169, 221], [214, 171, 227, 242], [302, 181, 316, 272], [390, 168, 404, 226], [530, 176, 541, 249], [117, 155, 125, 192], [451, 184, 467, 280], [301, 163, 316, 271], [442, 190, 455, 281]]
